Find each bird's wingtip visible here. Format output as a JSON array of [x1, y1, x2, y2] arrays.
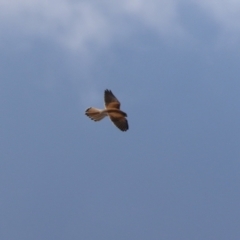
[[85, 107, 91, 114]]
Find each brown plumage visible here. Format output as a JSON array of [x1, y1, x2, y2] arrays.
[[85, 89, 129, 131]]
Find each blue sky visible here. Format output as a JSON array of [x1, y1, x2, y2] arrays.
[[1, 1, 240, 239]]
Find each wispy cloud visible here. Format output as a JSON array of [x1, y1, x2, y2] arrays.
[[0, 0, 186, 53], [2, 0, 240, 105], [0, 1, 111, 51], [1, 0, 240, 52], [195, 0, 240, 30], [193, 0, 240, 46]]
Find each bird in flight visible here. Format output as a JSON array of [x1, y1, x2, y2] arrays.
[[85, 89, 129, 131]]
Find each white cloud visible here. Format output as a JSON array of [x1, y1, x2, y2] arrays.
[[0, 0, 111, 51], [193, 0, 240, 46], [195, 0, 240, 30], [1, 0, 240, 51], [0, 0, 184, 52], [1, 0, 240, 105]]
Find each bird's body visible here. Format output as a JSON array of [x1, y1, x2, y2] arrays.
[[85, 89, 129, 131]]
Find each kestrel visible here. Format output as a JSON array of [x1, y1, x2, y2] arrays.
[[85, 89, 129, 131]]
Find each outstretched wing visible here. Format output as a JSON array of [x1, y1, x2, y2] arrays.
[[104, 89, 120, 109], [108, 110, 129, 131], [110, 116, 129, 131]]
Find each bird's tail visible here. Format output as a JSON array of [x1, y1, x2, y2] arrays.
[[85, 108, 107, 121]]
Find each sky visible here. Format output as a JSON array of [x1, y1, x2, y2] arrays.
[[1, 0, 240, 239]]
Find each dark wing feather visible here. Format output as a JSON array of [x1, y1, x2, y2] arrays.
[[110, 117, 129, 131], [104, 89, 120, 109]]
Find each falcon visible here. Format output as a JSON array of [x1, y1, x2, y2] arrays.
[[85, 89, 129, 131]]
